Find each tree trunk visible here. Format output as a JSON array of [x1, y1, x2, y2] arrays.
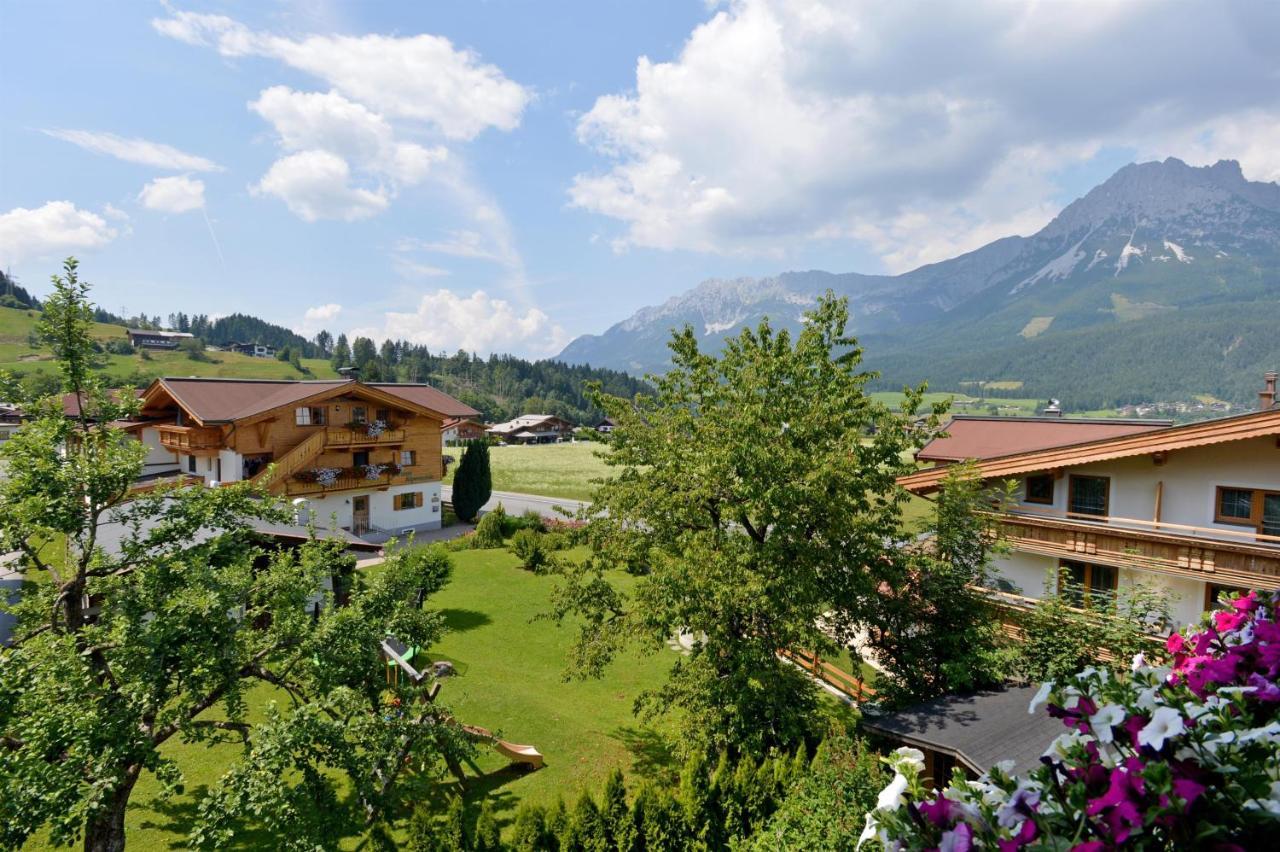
[[83, 767, 139, 852]]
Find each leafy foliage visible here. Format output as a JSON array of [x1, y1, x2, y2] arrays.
[[0, 260, 467, 851], [551, 293, 943, 753], [1012, 572, 1175, 683], [861, 464, 1015, 706]]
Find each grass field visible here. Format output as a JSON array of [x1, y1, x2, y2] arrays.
[[0, 306, 336, 384], [23, 545, 677, 850], [445, 442, 613, 502]]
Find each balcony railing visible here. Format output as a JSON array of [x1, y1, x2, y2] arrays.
[[323, 426, 406, 447], [157, 424, 223, 452], [988, 509, 1280, 590], [995, 504, 1280, 548], [283, 466, 438, 497]]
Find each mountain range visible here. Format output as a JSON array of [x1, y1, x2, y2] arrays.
[[557, 158, 1280, 410]]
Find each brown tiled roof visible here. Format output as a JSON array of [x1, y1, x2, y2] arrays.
[[153, 378, 350, 422], [143, 378, 476, 423], [916, 416, 1170, 462], [62, 389, 144, 418], [370, 384, 480, 418], [901, 408, 1280, 493]]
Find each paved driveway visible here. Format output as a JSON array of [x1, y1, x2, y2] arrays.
[[440, 485, 589, 520]]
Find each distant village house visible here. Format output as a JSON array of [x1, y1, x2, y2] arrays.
[[487, 414, 575, 444], [126, 329, 194, 350]]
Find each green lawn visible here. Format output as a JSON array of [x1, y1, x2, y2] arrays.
[[23, 545, 677, 850], [445, 442, 613, 502]]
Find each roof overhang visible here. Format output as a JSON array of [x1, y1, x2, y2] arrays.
[[900, 408, 1280, 493]]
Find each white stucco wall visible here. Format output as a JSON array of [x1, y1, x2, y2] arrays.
[[1010, 437, 1280, 537], [218, 449, 243, 483], [137, 427, 180, 473], [295, 481, 442, 534], [990, 551, 1206, 631]]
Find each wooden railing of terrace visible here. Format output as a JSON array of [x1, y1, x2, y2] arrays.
[[779, 648, 877, 703]]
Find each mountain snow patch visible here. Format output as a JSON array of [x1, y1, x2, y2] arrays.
[[703, 317, 743, 336], [1163, 239, 1193, 263], [1085, 249, 1109, 271], [1114, 232, 1146, 276], [1011, 236, 1088, 294]]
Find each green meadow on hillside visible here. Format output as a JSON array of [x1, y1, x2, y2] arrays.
[[0, 306, 336, 385]]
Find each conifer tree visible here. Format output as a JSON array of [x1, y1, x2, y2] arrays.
[[509, 802, 550, 851], [474, 800, 501, 851], [452, 440, 492, 523], [443, 796, 468, 852], [600, 767, 629, 849]]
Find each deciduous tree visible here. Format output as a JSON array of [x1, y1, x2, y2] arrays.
[[0, 260, 467, 852], [551, 294, 943, 752]]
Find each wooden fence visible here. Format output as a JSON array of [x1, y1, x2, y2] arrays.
[[779, 647, 876, 703]]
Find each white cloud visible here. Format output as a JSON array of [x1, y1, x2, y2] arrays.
[[153, 11, 530, 140], [138, 175, 206, 213], [351, 289, 568, 357], [570, 0, 1280, 266], [0, 201, 121, 265], [253, 150, 389, 222], [249, 86, 447, 184], [42, 129, 221, 171], [299, 302, 343, 334], [394, 258, 451, 279]]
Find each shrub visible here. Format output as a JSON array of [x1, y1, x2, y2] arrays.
[[518, 508, 547, 533], [509, 528, 549, 572], [541, 531, 569, 552], [871, 590, 1280, 850], [508, 802, 550, 851], [472, 507, 506, 548]]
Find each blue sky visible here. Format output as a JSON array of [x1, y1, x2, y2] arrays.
[[2, 1, 1277, 357]]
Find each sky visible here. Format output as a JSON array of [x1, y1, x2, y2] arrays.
[[1, 0, 1278, 359]]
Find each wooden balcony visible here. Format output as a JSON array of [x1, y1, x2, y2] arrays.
[[990, 510, 1280, 591], [282, 467, 438, 497], [322, 426, 406, 448], [157, 424, 223, 455]]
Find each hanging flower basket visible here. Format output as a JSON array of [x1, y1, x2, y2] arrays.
[[367, 419, 387, 438], [362, 463, 387, 481], [313, 467, 342, 487]]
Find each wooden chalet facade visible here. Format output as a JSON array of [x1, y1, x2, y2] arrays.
[[899, 373, 1280, 629], [125, 378, 478, 537]]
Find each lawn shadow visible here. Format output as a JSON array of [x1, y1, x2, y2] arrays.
[[137, 784, 286, 850], [440, 608, 493, 633], [611, 725, 678, 784]]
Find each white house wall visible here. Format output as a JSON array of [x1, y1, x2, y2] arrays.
[[295, 481, 442, 534], [137, 427, 180, 474], [1011, 437, 1280, 536]]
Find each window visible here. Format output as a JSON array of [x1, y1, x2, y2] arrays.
[[1069, 475, 1110, 517], [400, 450, 417, 467], [1059, 560, 1117, 608], [396, 492, 423, 511], [187, 455, 197, 473], [294, 406, 325, 426], [1216, 486, 1280, 537], [1204, 583, 1251, 612], [353, 451, 370, 468], [351, 406, 367, 425], [376, 408, 390, 424], [1024, 473, 1054, 504]]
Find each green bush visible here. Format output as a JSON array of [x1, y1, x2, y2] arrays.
[[541, 531, 569, 552], [472, 507, 506, 548], [452, 440, 493, 523], [509, 528, 550, 572]]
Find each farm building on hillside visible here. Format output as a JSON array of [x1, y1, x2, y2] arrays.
[[228, 342, 277, 358], [126, 329, 193, 350]]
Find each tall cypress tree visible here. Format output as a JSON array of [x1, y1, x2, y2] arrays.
[[451, 440, 492, 523]]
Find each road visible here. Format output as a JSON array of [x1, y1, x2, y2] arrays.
[[440, 485, 589, 520]]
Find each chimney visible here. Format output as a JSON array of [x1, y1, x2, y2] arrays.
[[1260, 370, 1278, 411]]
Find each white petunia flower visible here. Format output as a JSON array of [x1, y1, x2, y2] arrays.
[[1131, 651, 1146, 672], [1045, 730, 1088, 759], [1029, 681, 1054, 714], [876, 773, 909, 811], [1090, 704, 1127, 743], [1136, 684, 1161, 712], [891, 746, 926, 774], [856, 812, 879, 849], [1138, 706, 1185, 750]]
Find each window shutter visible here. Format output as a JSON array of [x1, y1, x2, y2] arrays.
[[414, 492, 423, 508]]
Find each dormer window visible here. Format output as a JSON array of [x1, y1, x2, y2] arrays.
[[294, 406, 326, 426]]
